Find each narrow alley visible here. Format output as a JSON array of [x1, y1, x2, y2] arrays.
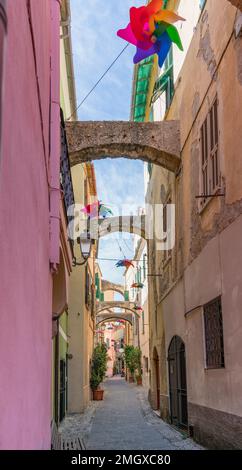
[[61, 377, 202, 451], [1, 0, 242, 459]]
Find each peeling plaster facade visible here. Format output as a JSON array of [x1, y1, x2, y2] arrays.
[[146, 0, 242, 449]]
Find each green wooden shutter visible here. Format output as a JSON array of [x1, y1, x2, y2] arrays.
[[124, 290, 129, 301]]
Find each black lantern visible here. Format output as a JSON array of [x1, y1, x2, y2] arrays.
[[73, 232, 93, 266]]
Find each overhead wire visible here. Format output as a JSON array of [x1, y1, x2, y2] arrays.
[[67, 43, 130, 120]]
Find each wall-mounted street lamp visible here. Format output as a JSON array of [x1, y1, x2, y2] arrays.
[[72, 232, 94, 266]]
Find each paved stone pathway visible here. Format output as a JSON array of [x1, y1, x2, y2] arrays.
[[86, 377, 203, 450]]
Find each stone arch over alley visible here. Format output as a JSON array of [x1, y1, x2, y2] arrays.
[[96, 300, 141, 326], [96, 313, 133, 326], [101, 280, 124, 298], [66, 121, 181, 173], [96, 301, 138, 317], [98, 215, 147, 239]]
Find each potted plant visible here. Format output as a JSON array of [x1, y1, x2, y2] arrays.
[[90, 343, 108, 400], [124, 345, 137, 383]]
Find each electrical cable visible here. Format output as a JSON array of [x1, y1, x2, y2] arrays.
[[67, 43, 130, 120], [122, 237, 134, 254], [114, 234, 127, 260]]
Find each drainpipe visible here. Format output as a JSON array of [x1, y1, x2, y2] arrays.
[[0, 0, 7, 166], [50, 0, 61, 270]]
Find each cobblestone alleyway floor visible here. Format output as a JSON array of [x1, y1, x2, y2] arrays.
[[60, 377, 203, 451]]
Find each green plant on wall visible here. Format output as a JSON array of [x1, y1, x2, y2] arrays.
[[90, 343, 108, 391]]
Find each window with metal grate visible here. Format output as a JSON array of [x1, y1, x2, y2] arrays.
[[204, 297, 225, 369]]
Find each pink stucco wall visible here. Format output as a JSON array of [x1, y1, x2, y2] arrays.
[[0, 1, 59, 449]]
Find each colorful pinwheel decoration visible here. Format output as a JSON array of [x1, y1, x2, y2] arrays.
[[134, 305, 143, 312], [131, 282, 144, 289], [99, 204, 113, 219], [81, 201, 99, 219], [81, 201, 113, 219], [116, 259, 135, 268], [117, 0, 185, 68]]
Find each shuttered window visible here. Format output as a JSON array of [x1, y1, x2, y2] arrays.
[[85, 266, 90, 306], [143, 254, 147, 280], [163, 198, 172, 261], [200, 98, 220, 206]]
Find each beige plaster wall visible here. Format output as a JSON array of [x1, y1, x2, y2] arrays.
[[68, 163, 95, 413], [147, 0, 242, 426]]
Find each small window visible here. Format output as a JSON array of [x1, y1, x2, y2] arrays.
[[203, 297, 225, 369], [143, 254, 147, 280], [142, 311, 145, 334], [124, 290, 129, 301], [85, 266, 92, 307], [200, 98, 220, 207], [163, 198, 172, 261], [134, 315, 139, 335], [151, 48, 174, 111], [144, 356, 149, 373]]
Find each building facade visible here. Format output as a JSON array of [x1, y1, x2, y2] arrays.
[[51, 0, 76, 426], [67, 162, 98, 413], [142, 0, 242, 449], [0, 0, 62, 449], [125, 237, 150, 389]]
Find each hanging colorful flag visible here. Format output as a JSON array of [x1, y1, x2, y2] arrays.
[[117, 0, 185, 68], [116, 259, 135, 268]]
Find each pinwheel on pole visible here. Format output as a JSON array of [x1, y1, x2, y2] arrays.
[[117, 0, 185, 68]]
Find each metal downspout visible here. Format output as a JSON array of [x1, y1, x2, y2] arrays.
[[50, 0, 61, 270]]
